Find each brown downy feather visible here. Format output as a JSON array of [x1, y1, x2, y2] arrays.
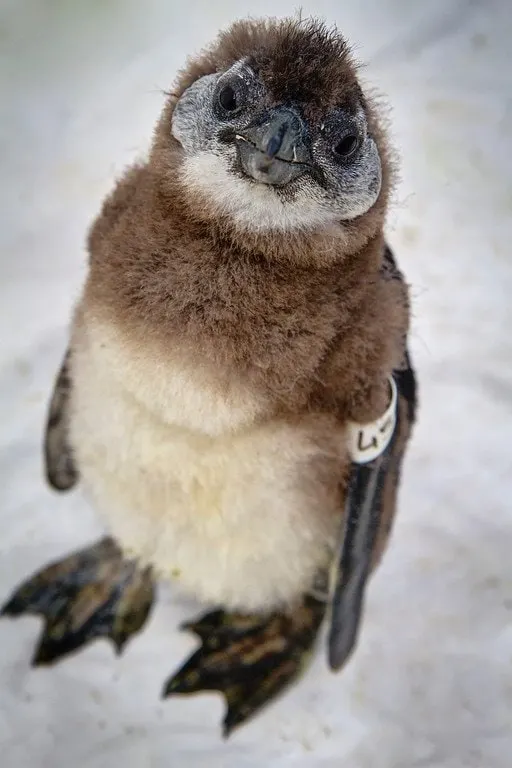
[[84, 17, 409, 425]]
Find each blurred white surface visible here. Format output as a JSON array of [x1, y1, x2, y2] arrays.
[[1, 1, 511, 766]]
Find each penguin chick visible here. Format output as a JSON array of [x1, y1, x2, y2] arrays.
[[69, 17, 406, 613], [2, 17, 417, 735]]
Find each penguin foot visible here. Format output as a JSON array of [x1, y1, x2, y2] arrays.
[[163, 594, 327, 737], [1, 537, 155, 665]]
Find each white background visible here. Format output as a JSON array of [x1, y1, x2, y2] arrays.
[[1, 1, 511, 766]]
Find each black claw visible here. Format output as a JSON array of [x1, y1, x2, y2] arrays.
[[223, 709, 243, 739], [163, 649, 206, 696], [2, 595, 25, 618], [33, 638, 55, 667], [2, 575, 67, 619], [32, 629, 77, 667]]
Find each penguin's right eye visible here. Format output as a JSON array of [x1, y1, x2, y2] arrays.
[[219, 85, 237, 112], [214, 78, 246, 119]]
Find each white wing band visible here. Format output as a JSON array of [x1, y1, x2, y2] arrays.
[[347, 376, 398, 464]]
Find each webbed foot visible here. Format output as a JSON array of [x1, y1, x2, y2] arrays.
[[163, 594, 327, 736], [1, 537, 155, 665]]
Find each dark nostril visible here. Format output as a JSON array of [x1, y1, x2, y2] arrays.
[[265, 122, 288, 158]]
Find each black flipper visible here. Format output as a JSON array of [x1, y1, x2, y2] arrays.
[[328, 350, 418, 670], [1, 538, 155, 664], [328, 243, 418, 670], [44, 349, 79, 491]]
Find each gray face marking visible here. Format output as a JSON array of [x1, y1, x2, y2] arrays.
[[312, 134, 382, 220], [311, 105, 382, 220], [171, 61, 264, 155], [171, 73, 220, 153], [171, 60, 383, 231]]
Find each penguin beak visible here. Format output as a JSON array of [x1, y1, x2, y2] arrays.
[[235, 107, 311, 186]]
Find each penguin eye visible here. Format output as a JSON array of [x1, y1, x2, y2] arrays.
[[219, 85, 237, 112], [215, 79, 246, 118], [333, 133, 360, 160]]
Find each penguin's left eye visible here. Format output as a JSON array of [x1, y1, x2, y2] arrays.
[[214, 78, 247, 118], [333, 133, 360, 160], [321, 108, 365, 164]]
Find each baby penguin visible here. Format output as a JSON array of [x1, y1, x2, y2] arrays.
[[2, 18, 417, 736]]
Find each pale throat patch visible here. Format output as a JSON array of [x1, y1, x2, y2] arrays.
[[180, 152, 341, 233]]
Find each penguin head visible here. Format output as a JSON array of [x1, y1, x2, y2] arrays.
[[160, 18, 390, 235]]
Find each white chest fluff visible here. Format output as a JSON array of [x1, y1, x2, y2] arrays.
[[69, 313, 345, 612]]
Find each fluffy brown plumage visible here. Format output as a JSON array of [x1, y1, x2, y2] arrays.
[[85, 17, 407, 426], [1, 17, 417, 737]]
